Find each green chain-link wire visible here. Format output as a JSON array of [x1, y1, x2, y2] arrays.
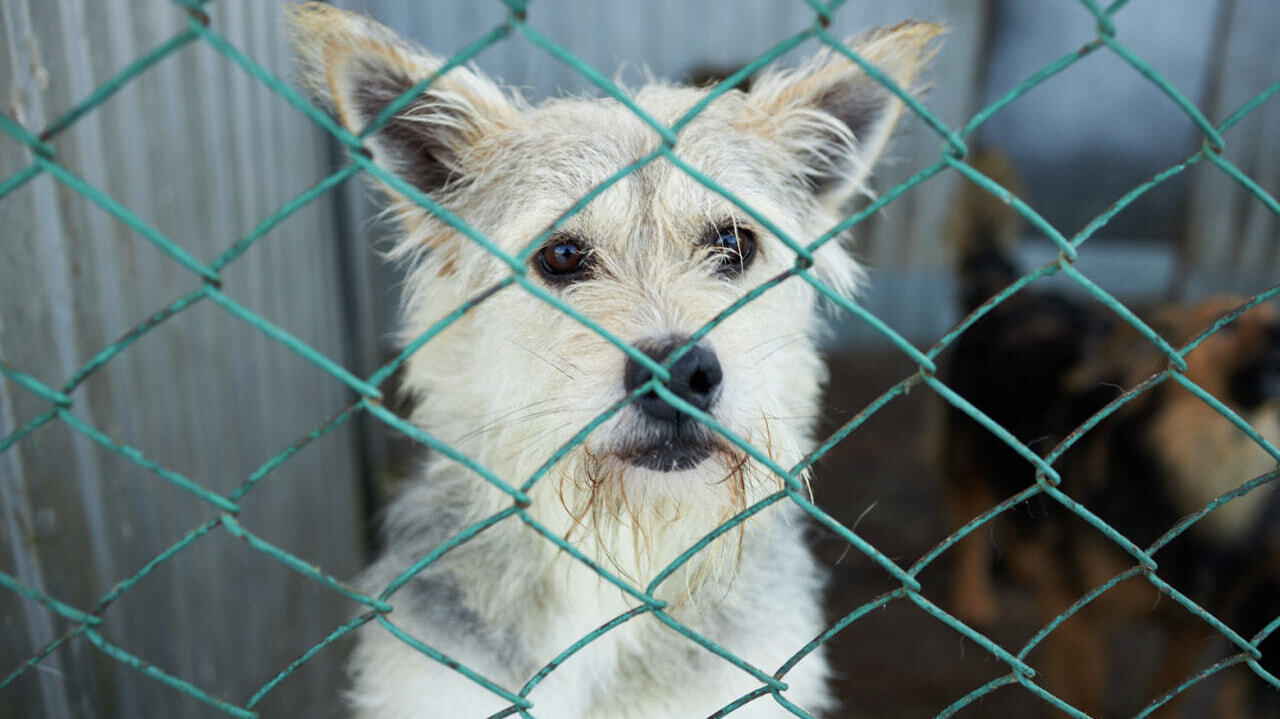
[[2, 0, 1278, 716]]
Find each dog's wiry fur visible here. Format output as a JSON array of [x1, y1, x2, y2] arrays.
[[287, 5, 941, 717]]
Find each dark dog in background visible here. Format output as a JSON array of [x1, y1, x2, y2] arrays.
[[941, 151, 1280, 717]]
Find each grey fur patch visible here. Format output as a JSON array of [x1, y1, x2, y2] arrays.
[[808, 83, 892, 195], [351, 65, 461, 194], [398, 572, 536, 676]]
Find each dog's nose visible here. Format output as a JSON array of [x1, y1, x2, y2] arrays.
[[624, 337, 723, 423]]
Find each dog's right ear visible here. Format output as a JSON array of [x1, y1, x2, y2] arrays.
[[745, 22, 944, 212], [286, 3, 520, 199]]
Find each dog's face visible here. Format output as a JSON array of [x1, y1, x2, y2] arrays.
[[1148, 298, 1280, 541], [1079, 297, 1280, 543], [289, 4, 940, 573], [1173, 298, 1280, 413]]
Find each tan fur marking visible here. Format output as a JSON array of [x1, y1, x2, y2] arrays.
[[1148, 298, 1279, 542]]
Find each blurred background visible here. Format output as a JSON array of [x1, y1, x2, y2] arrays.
[[1, 0, 1277, 717]]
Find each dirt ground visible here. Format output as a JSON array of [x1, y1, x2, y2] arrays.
[[811, 348, 1252, 719], [812, 347, 1040, 719]]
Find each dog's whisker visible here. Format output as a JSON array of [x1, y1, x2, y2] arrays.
[[500, 422, 576, 460], [760, 412, 823, 423], [463, 408, 572, 442], [502, 337, 581, 379], [449, 404, 573, 445], [742, 331, 808, 354], [540, 345, 586, 374], [430, 397, 564, 432], [749, 333, 811, 362]]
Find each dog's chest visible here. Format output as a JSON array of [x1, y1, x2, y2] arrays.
[[512, 526, 829, 717], [524, 588, 801, 718]]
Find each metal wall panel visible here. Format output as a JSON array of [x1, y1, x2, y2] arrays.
[[1, 2, 366, 717], [1182, 0, 1280, 296]]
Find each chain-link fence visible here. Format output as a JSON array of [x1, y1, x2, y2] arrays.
[[1, 0, 1277, 717]]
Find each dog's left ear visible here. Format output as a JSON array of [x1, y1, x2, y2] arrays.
[[747, 22, 944, 210], [285, 3, 520, 202]]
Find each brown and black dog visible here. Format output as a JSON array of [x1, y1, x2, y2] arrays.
[[941, 153, 1280, 718]]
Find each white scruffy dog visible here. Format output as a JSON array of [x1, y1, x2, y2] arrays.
[[288, 5, 940, 717]]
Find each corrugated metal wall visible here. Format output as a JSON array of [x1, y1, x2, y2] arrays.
[[1183, 0, 1280, 296], [1, 2, 365, 718]]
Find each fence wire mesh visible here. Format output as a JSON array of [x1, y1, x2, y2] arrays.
[[1, 0, 1278, 717]]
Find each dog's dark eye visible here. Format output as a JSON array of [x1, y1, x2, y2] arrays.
[[704, 224, 756, 277], [535, 237, 590, 283]]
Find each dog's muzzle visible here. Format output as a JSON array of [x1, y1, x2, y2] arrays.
[[620, 336, 723, 471]]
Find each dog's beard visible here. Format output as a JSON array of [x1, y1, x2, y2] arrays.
[[550, 417, 793, 604], [614, 419, 724, 472]]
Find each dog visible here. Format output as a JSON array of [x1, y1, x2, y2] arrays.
[[942, 152, 1280, 717], [286, 5, 942, 717]]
